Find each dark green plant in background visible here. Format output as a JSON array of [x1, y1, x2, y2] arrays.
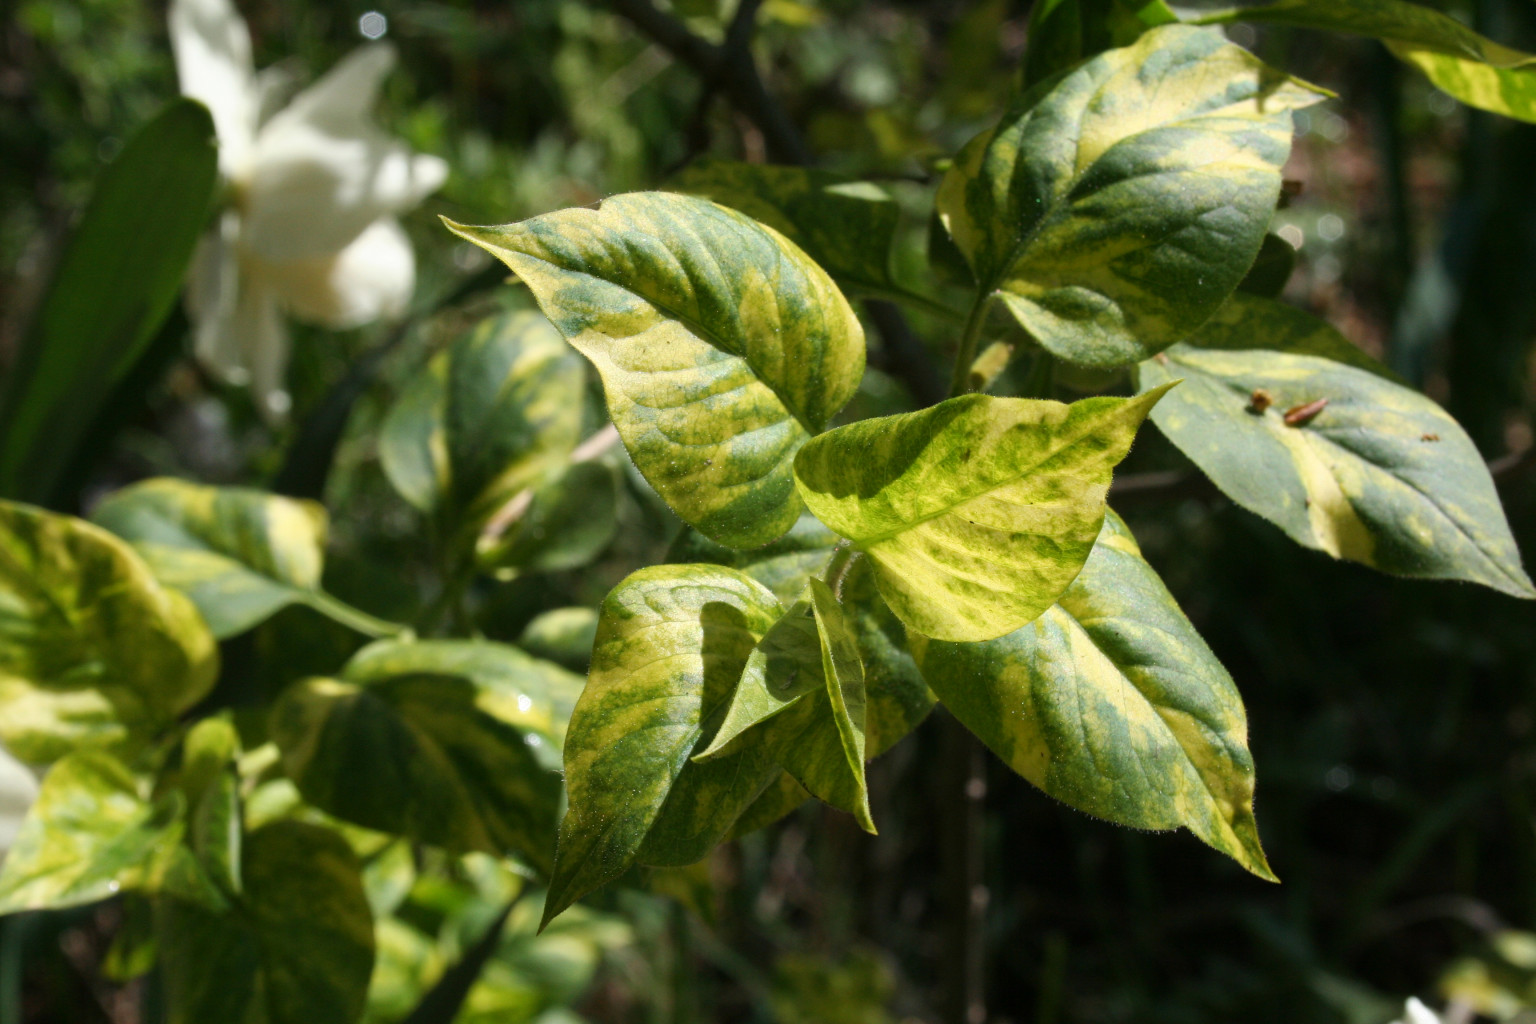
[[3, 0, 1536, 1022]]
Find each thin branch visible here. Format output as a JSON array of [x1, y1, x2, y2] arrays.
[[608, 0, 808, 164]]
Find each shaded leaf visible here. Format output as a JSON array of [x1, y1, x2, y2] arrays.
[[1238, 233, 1298, 299], [380, 310, 587, 544], [672, 159, 902, 297], [0, 752, 190, 913], [156, 821, 375, 1024], [517, 608, 599, 675], [544, 565, 783, 926], [91, 478, 328, 639], [0, 501, 218, 762], [938, 24, 1326, 367], [1204, 0, 1536, 122], [1022, 0, 1179, 88], [668, 513, 842, 606], [445, 192, 866, 548], [841, 558, 935, 758], [270, 640, 572, 873], [912, 511, 1275, 879], [1136, 294, 1535, 597], [0, 99, 217, 503], [794, 388, 1169, 642], [477, 461, 620, 576]]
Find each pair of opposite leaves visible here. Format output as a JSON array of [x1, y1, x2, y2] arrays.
[[448, 24, 1319, 644]]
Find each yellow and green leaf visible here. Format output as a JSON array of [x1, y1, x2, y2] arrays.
[[1136, 293, 1535, 597], [270, 639, 575, 873], [1201, 0, 1536, 123], [545, 564, 784, 926], [476, 460, 620, 577], [695, 579, 876, 832], [938, 24, 1327, 367], [0, 501, 218, 763], [1021, 0, 1178, 88], [672, 159, 905, 300], [911, 511, 1275, 879], [379, 309, 588, 549], [794, 388, 1169, 643], [155, 821, 375, 1024], [0, 752, 194, 913], [91, 478, 329, 639], [445, 192, 866, 549]]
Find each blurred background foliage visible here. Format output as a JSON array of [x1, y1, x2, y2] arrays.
[[3, 0, 1536, 1021]]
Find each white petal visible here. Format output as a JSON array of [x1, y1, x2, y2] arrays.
[[256, 217, 415, 329], [187, 210, 247, 383], [0, 743, 39, 862], [168, 0, 258, 179], [1404, 998, 1442, 1024], [244, 43, 447, 262], [232, 281, 291, 423]]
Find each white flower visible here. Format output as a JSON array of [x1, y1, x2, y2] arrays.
[[0, 742, 39, 865], [170, 0, 447, 418], [1390, 997, 1445, 1024]]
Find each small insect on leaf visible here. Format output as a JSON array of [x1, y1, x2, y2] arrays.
[[1247, 389, 1275, 414], [1283, 398, 1329, 427], [1421, 433, 1441, 442]]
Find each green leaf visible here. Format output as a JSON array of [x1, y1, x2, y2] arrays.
[[671, 159, 903, 299], [517, 607, 599, 675], [669, 513, 843, 607], [0, 752, 188, 913], [91, 478, 329, 639], [1136, 294, 1535, 597], [0, 501, 218, 763], [0, 99, 218, 503], [841, 558, 935, 758], [773, 580, 874, 832], [911, 511, 1275, 880], [1201, 0, 1536, 123], [1237, 233, 1298, 299], [671, 518, 933, 758], [1021, 0, 1179, 88], [544, 565, 783, 926], [793, 388, 1170, 643], [179, 717, 242, 899], [938, 24, 1326, 367], [477, 461, 620, 576], [270, 640, 571, 873], [156, 821, 375, 1024], [694, 595, 824, 760], [445, 192, 866, 548], [381, 310, 588, 543], [695, 580, 874, 832], [344, 638, 584, 748]]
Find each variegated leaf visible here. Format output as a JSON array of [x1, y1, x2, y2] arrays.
[[156, 821, 375, 1024], [695, 579, 875, 832], [545, 565, 783, 926], [270, 639, 576, 873], [1136, 294, 1535, 597], [0, 752, 191, 913], [91, 478, 329, 639], [0, 501, 218, 763], [476, 460, 620, 576], [794, 388, 1170, 642], [672, 159, 903, 299], [379, 309, 587, 545], [1021, 0, 1178, 88], [938, 24, 1326, 367], [911, 511, 1275, 879], [445, 192, 866, 548], [1203, 0, 1536, 123]]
